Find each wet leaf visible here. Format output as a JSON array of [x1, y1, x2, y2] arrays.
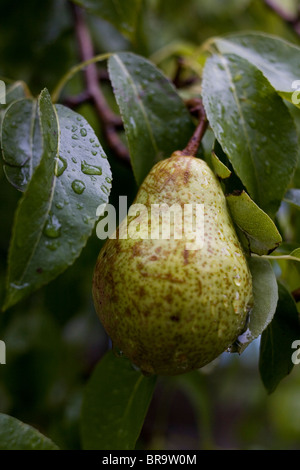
[[2, 98, 42, 191], [108, 52, 194, 185], [3, 90, 112, 311], [202, 53, 298, 217], [213, 32, 300, 105]]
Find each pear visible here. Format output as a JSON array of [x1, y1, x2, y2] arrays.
[[92, 152, 253, 376]]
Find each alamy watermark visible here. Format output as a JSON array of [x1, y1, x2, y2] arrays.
[[0, 340, 6, 365], [291, 340, 300, 365], [0, 80, 6, 105], [292, 80, 300, 105], [96, 197, 204, 250]]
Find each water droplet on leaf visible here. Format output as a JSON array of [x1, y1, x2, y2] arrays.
[[55, 156, 67, 177], [81, 160, 102, 175], [43, 214, 61, 238], [72, 179, 86, 194]]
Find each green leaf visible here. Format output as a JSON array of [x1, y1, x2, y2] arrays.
[[284, 188, 300, 209], [231, 256, 278, 353], [80, 350, 157, 450], [108, 52, 194, 185], [2, 98, 42, 191], [259, 283, 300, 394], [3, 90, 112, 311], [226, 190, 282, 255], [70, 0, 142, 41], [211, 151, 231, 179], [213, 32, 300, 104], [0, 81, 30, 134], [0, 413, 59, 450], [202, 53, 298, 217]]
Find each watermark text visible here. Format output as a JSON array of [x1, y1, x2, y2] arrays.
[[96, 197, 204, 250]]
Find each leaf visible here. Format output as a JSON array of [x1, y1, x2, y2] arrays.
[[231, 256, 278, 353], [213, 32, 300, 104], [259, 283, 300, 394], [226, 190, 282, 255], [0, 81, 30, 133], [0, 413, 59, 450], [80, 350, 157, 450], [202, 53, 298, 217], [2, 98, 42, 191], [70, 0, 142, 41], [3, 90, 112, 311], [211, 151, 231, 179], [284, 188, 300, 209], [108, 52, 194, 185]]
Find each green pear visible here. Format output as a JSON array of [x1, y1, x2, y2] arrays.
[[92, 152, 253, 376]]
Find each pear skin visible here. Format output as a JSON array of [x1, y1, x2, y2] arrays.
[[93, 153, 253, 376]]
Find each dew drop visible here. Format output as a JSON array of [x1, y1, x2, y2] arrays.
[[80, 128, 87, 137], [72, 179, 86, 194], [81, 160, 102, 175], [55, 156, 67, 177], [45, 240, 60, 251], [43, 214, 61, 238], [101, 184, 110, 195], [10, 281, 29, 291], [72, 157, 77, 163], [233, 73, 242, 82], [72, 134, 79, 140], [55, 201, 64, 210], [233, 274, 241, 287], [91, 150, 97, 156]]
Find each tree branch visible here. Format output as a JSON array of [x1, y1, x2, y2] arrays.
[[263, 0, 300, 37], [70, 3, 130, 166]]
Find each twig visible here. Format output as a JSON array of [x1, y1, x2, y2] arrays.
[[172, 56, 198, 89], [70, 4, 130, 166], [263, 0, 300, 37], [62, 90, 92, 109], [180, 98, 208, 157]]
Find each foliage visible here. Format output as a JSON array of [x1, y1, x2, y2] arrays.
[[0, 0, 300, 451]]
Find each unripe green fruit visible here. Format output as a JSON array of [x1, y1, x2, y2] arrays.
[[92, 153, 253, 376]]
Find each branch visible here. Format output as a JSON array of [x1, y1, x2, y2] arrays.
[[70, 4, 130, 166], [263, 0, 300, 36]]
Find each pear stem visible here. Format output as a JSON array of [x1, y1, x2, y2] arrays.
[[180, 99, 208, 157]]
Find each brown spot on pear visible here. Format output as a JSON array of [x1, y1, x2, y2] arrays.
[[92, 153, 253, 376]]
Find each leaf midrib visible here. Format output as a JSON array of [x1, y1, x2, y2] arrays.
[[10, 101, 60, 289]]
